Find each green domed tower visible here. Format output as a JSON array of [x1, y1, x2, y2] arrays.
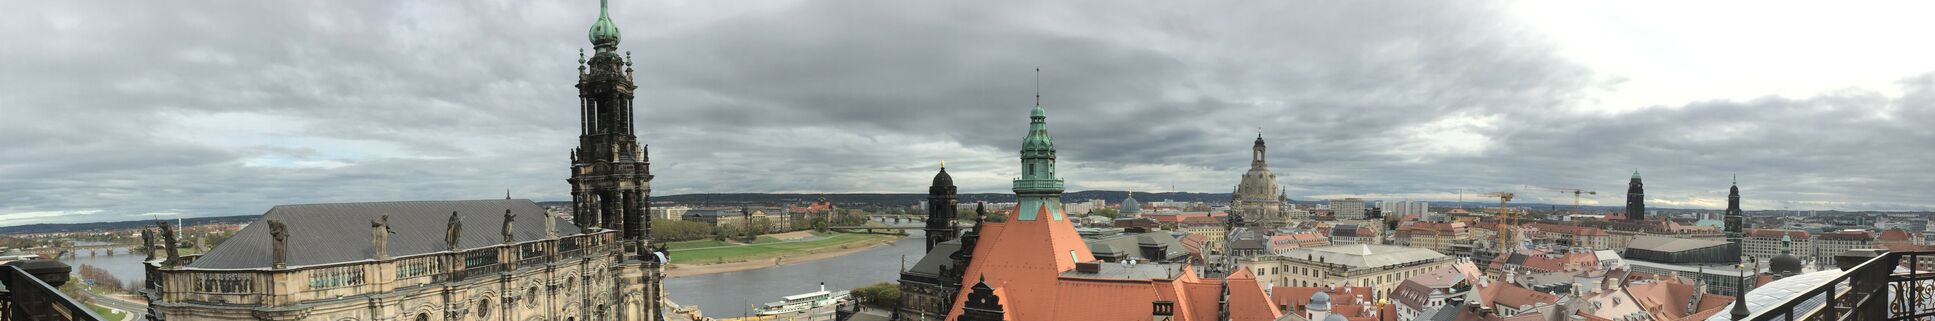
[[1013, 97, 1066, 221]]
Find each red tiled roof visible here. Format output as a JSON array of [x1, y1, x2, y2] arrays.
[[1486, 283, 1557, 308], [947, 202, 1280, 320], [1880, 228, 1914, 241]]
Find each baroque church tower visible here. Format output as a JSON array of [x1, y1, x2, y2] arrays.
[[570, 0, 653, 249], [1231, 133, 1290, 227], [926, 164, 961, 252], [568, 1, 664, 319]]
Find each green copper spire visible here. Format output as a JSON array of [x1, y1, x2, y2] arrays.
[[1013, 93, 1064, 221], [1632, 170, 1641, 179], [1780, 234, 1792, 255], [589, 0, 622, 52]]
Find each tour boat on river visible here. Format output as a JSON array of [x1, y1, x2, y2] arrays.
[[754, 283, 850, 315]]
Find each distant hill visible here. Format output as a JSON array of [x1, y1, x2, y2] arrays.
[[0, 215, 257, 235]]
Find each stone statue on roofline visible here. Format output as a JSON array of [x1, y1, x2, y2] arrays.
[[268, 219, 289, 269], [544, 208, 559, 239], [502, 209, 517, 244], [158, 221, 180, 267], [446, 211, 463, 251], [372, 214, 394, 260], [141, 228, 157, 261]]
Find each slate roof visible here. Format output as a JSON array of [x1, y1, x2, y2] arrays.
[[906, 240, 962, 276], [1085, 231, 1190, 261], [188, 199, 583, 270]]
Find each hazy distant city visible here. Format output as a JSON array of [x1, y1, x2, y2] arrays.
[[4, 1, 1934, 321]]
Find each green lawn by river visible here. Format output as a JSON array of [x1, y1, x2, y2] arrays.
[[664, 232, 897, 265]]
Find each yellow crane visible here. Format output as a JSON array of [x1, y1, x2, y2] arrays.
[[1526, 185, 1597, 218], [1525, 186, 1598, 249], [1476, 192, 1516, 256]]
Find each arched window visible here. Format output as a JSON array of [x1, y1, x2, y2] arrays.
[[415, 314, 428, 321]]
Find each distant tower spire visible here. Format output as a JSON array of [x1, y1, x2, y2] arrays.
[[506, 189, 512, 199], [1034, 67, 1041, 106]]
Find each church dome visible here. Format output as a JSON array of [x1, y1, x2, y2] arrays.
[[1308, 291, 1331, 310], [1121, 193, 1141, 214], [1771, 253, 1803, 276], [1323, 313, 1348, 321], [932, 166, 954, 187]]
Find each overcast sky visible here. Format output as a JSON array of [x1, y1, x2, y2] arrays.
[[4, 1, 1933, 226]]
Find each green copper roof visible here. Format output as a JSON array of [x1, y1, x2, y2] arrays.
[[589, 0, 621, 51], [1632, 170, 1641, 179], [1022, 105, 1052, 151]]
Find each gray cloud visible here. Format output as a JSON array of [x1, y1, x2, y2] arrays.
[[2, 0, 1930, 226]]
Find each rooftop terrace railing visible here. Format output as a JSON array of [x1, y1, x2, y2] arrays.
[[1, 264, 107, 321], [1741, 250, 1935, 321]]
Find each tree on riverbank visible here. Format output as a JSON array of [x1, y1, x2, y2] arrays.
[[852, 282, 900, 309]]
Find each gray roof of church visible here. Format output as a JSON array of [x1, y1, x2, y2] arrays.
[[188, 199, 584, 270], [906, 240, 963, 276]]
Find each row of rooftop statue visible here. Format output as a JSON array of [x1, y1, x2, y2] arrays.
[[138, 208, 648, 270]]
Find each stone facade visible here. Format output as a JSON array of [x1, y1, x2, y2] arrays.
[[147, 232, 654, 321]]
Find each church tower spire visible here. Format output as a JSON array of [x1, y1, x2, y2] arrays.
[[1625, 170, 1645, 221], [1014, 76, 1065, 221], [571, 0, 649, 240], [1725, 175, 1744, 264], [927, 163, 961, 252]]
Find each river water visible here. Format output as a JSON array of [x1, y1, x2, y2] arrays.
[[55, 229, 928, 317], [59, 243, 151, 289], [664, 229, 925, 317]]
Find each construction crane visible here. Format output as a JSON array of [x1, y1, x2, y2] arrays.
[[1475, 192, 1516, 256], [1526, 185, 1597, 218]]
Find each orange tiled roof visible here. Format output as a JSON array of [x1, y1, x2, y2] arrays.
[[1880, 228, 1914, 241], [948, 203, 1281, 320]]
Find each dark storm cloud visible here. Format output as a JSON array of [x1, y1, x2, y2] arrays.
[[1, 0, 1929, 226]]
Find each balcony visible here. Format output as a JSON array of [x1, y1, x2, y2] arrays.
[[2, 263, 107, 321], [1740, 250, 1935, 321]]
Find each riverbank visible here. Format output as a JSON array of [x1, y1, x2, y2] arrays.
[[664, 233, 903, 277]]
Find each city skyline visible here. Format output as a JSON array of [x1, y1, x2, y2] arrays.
[[6, 1, 1935, 226]]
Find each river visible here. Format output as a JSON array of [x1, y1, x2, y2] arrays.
[[664, 229, 926, 317], [59, 244, 151, 289]]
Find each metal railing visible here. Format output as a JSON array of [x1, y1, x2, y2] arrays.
[[1742, 250, 1935, 321], [1, 265, 106, 321]]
